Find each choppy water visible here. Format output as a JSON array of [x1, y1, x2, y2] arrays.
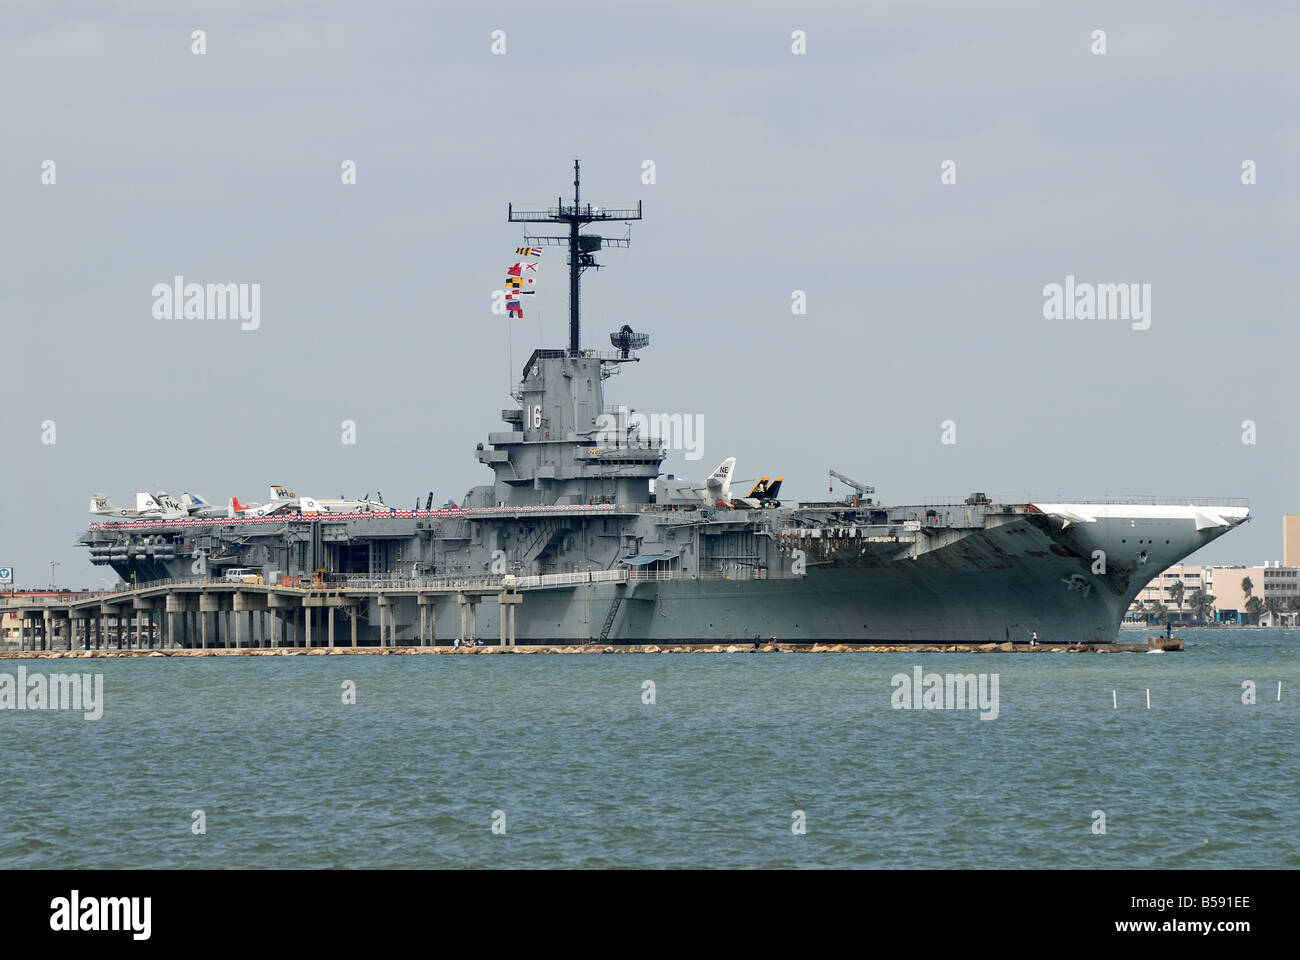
[[1, 629, 1296, 869]]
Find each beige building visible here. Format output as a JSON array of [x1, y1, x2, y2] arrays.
[[1134, 564, 1207, 618], [1285, 515, 1300, 568], [1129, 562, 1299, 623], [1204, 564, 1299, 623]]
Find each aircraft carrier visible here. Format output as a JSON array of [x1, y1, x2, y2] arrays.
[[75, 163, 1249, 646]]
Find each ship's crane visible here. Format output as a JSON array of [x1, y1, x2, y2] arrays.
[[828, 470, 874, 507]]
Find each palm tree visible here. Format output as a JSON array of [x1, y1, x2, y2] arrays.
[[1241, 576, 1254, 601], [1145, 601, 1168, 625], [1167, 579, 1186, 615], [1186, 589, 1214, 624], [1244, 596, 1264, 625], [1263, 596, 1283, 625]]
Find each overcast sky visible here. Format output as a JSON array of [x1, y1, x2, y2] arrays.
[[1, 0, 1296, 588]]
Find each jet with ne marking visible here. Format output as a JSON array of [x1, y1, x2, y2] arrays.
[[653, 458, 736, 507]]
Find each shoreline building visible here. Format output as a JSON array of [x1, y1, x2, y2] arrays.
[[1128, 516, 1300, 625], [1285, 515, 1300, 567], [1205, 563, 1298, 625], [1128, 563, 1299, 624], [1132, 564, 1206, 621]]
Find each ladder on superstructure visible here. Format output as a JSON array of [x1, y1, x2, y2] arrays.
[[598, 583, 626, 642]]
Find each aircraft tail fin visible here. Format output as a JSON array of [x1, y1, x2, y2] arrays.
[[154, 492, 184, 516], [89, 494, 117, 515], [705, 458, 736, 500]]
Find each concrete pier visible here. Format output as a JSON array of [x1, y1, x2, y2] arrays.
[[0, 579, 519, 652], [499, 592, 521, 646], [418, 594, 438, 647]]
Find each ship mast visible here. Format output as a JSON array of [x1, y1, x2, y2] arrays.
[[507, 160, 642, 354]]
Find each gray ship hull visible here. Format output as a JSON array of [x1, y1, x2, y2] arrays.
[[507, 568, 1128, 645], [77, 496, 1249, 648]]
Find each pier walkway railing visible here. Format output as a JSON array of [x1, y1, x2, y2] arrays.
[[2, 567, 763, 611]]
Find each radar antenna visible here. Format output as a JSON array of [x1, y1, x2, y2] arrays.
[[507, 160, 642, 354], [610, 324, 649, 358]]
